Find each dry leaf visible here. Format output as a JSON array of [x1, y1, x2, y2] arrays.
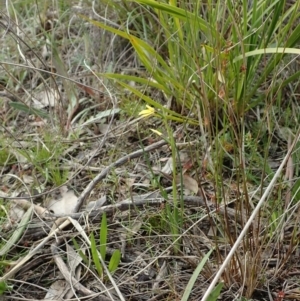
[[44, 279, 67, 300], [22, 174, 34, 184], [32, 88, 59, 109], [6, 204, 25, 224], [65, 243, 83, 299], [98, 123, 110, 134], [66, 243, 82, 277], [47, 189, 78, 214], [182, 159, 194, 172], [161, 157, 173, 174], [175, 174, 199, 194], [217, 70, 225, 83], [11, 199, 49, 218], [161, 151, 191, 174]]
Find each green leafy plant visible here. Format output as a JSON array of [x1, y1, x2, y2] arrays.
[[13, 132, 68, 187], [0, 281, 13, 295], [9, 102, 50, 119], [90, 213, 121, 278], [181, 249, 220, 301]]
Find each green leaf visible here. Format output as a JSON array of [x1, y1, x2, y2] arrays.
[[234, 47, 300, 62], [9, 102, 49, 119], [90, 232, 102, 277], [181, 249, 214, 301], [100, 213, 107, 262], [0, 281, 12, 295], [72, 238, 89, 266], [112, 80, 197, 125], [51, 42, 78, 116], [0, 206, 33, 256], [207, 282, 224, 301], [108, 249, 121, 274]]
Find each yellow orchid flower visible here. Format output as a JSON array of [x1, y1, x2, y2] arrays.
[[139, 105, 155, 118]]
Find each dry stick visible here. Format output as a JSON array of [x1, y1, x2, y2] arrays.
[[73, 139, 168, 213], [55, 195, 247, 224], [200, 129, 300, 301], [27, 194, 251, 241]]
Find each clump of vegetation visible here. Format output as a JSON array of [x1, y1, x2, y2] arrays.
[[0, 0, 300, 300]]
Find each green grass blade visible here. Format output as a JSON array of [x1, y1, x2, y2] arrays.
[[80, 15, 169, 68], [265, 1, 284, 46], [130, 0, 188, 19], [130, 0, 215, 37], [234, 47, 300, 62], [79, 16, 173, 84], [285, 23, 300, 47]]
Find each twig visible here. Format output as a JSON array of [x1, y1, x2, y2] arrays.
[[73, 139, 168, 213], [24, 194, 254, 241]]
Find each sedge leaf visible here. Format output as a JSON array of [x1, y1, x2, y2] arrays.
[[9, 102, 49, 119], [181, 249, 213, 301], [100, 213, 107, 262], [108, 249, 121, 274], [207, 282, 223, 301], [90, 232, 103, 277]]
